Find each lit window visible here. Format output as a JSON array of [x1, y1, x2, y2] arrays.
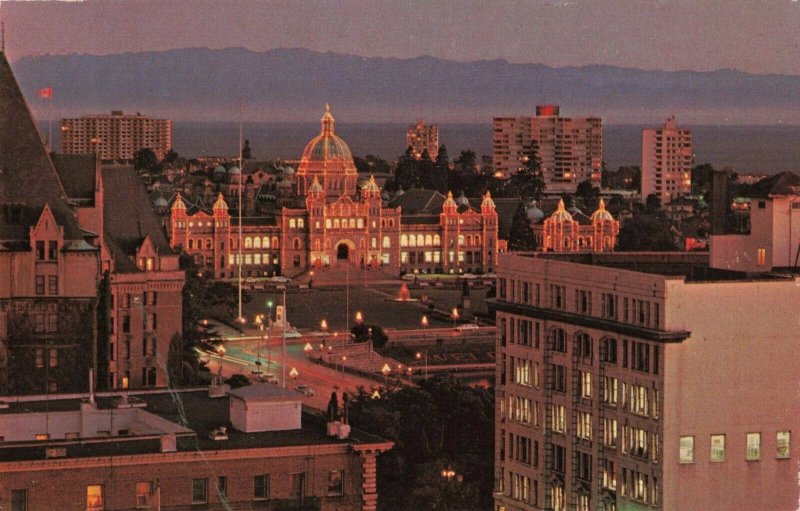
[[679, 436, 694, 463], [710, 434, 725, 462], [580, 371, 592, 399], [757, 248, 766, 266], [135, 482, 152, 508], [382, 236, 391, 248], [777, 431, 791, 459], [86, 485, 104, 511], [746, 433, 761, 461]]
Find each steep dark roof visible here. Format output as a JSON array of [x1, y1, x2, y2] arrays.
[[0, 52, 83, 242], [468, 197, 523, 239], [52, 153, 97, 202], [742, 171, 800, 199], [389, 188, 446, 215], [102, 166, 173, 272]]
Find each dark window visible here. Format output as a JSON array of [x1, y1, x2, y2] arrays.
[[36, 241, 45, 260], [290, 473, 305, 500], [48, 241, 58, 260], [552, 365, 567, 393], [552, 444, 566, 474], [653, 345, 660, 375], [551, 329, 566, 352], [35, 276, 45, 295], [148, 367, 156, 386], [632, 341, 650, 373], [217, 476, 228, 500], [12, 488, 27, 511], [758, 201, 766, 209], [191, 478, 208, 503], [577, 451, 592, 482], [122, 315, 130, 333], [48, 276, 58, 295], [254, 474, 270, 499], [327, 470, 344, 496], [576, 333, 593, 362], [601, 338, 618, 364], [622, 339, 628, 368]]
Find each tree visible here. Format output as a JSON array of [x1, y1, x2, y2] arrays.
[[508, 202, 536, 251], [576, 179, 600, 204], [348, 376, 494, 511], [453, 150, 477, 174], [224, 373, 252, 389], [241, 139, 253, 159], [505, 140, 545, 200], [645, 193, 662, 214], [435, 145, 449, 170], [351, 324, 388, 349], [618, 215, 677, 251], [134, 148, 158, 171]]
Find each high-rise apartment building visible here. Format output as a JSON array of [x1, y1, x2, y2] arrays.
[[493, 105, 602, 193], [492, 173, 800, 511], [61, 111, 173, 161], [406, 118, 439, 160], [641, 116, 692, 204]]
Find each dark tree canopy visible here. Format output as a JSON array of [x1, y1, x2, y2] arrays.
[[618, 215, 677, 251], [134, 148, 158, 170], [508, 202, 536, 251], [348, 376, 494, 511]]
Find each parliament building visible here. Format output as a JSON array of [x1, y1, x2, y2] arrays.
[[170, 106, 500, 278]]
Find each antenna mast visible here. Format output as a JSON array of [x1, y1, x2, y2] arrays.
[[237, 100, 243, 326]]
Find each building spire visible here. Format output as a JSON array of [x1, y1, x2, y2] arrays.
[[321, 103, 335, 135]]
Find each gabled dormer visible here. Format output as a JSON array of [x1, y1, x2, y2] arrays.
[[135, 235, 159, 271], [30, 205, 64, 262]]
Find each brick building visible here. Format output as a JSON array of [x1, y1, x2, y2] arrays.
[[0, 386, 392, 510], [0, 51, 184, 394], [171, 106, 499, 279], [532, 199, 620, 252]]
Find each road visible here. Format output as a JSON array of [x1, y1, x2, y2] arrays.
[[202, 333, 381, 411]]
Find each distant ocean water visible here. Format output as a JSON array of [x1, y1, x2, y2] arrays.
[[45, 121, 800, 175]]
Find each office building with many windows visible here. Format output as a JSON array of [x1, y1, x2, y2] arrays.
[[641, 116, 693, 204], [61, 111, 173, 161], [492, 208, 800, 510]]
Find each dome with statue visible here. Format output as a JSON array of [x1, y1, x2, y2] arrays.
[[301, 104, 354, 162], [296, 104, 359, 199]]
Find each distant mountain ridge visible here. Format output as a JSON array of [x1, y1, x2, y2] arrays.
[[11, 47, 800, 124]]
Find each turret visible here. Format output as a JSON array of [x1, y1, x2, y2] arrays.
[[442, 191, 457, 215]]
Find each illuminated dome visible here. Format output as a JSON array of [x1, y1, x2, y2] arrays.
[[228, 165, 241, 175], [591, 198, 614, 223], [301, 104, 353, 162], [549, 199, 574, 222]]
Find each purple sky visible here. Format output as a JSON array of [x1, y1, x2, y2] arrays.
[[2, 0, 800, 74]]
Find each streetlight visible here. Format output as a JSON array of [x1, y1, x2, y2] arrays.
[[304, 343, 313, 359], [341, 355, 347, 377], [381, 363, 391, 387], [289, 367, 299, 381], [254, 315, 264, 375], [416, 351, 428, 380], [355, 311, 363, 325], [266, 300, 274, 328], [421, 315, 429, 329], [451, 307, 459, 328], [216, 345, 226, 384]]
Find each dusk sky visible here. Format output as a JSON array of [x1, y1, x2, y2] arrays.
[[2, 0, 800, 75]]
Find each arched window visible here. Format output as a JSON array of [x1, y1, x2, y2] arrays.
[[466, 235, 472, 245], [564, 237, 571, 249], [475, 235, 481, 245], [357, 218, 364, 228], [550, 328, 567, 352], [205, 239, 212, 250], [253, 237, 261, 249], [289, 219, 296, 229], [417, 234, 424, 246], [349, 219, 356, 228], [244, 237, 252, 249], [401, 234, 408, 247], [326, 219, 332, 229], [389, 219, 394, 227], [334, 219, 340, 229], [433, 234, 441, 245], [262, 237, 269, 248], [383, 236, 391, 248], [381, 219, 386, 227], [425, 234, 433, 246], [575, 333, 593, 361], [458, 235, 465, 245], [409, 235, 416, 247], [188, 239, 194, 249], [254, 253, 261, 265], [293, 238, 301, 250], [272, 237, 279, 248], [298, 219, 305, 229]]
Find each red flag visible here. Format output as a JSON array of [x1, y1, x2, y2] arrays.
[[38, 87, 52, 99]]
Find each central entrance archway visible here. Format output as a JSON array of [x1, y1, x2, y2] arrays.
[[336, 243, 350, 261]]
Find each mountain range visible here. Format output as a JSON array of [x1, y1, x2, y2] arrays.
[[10, 47, 800, 124]]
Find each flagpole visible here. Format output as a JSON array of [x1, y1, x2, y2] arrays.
[[237, 100, 243, 327], [47, 85, 53, 153]]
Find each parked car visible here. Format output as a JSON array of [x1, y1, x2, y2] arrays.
[[483, 272, 497, 279], [455, 323, 480, 331], [460, 273, 478, 280], [295, 385, 314, 397], [401, 274, 417, 281], [258, 373, 279, 384], [270, 276, 291, 283]]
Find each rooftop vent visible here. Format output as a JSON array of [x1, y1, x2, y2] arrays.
[[209, 426, 228, 441]]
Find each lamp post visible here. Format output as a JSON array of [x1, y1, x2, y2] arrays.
[[266, 300, 274, 328], [451, 307, 459, 328], [282, 287, 287, 388], [416, 351, 428, 380], [321, 319, 328, 348], [381, 363, 391, 388], [304, 343, 313, 359], [254, 315, 264, 375], [217, 345, 226, 384], [341, 356, 347, 377], [355, 311, 363, 325]]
